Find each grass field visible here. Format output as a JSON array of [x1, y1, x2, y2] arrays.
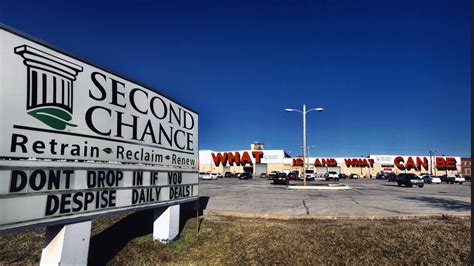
[[0, 212, 470, 265]]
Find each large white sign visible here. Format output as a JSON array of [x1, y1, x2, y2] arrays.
[[0, 27, 198, 169], [0, 168, 198, 230], [0, 25, 199, 231]]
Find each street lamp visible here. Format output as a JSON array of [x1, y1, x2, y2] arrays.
[[301, 145, 316, 174], [285, 104, 324, 186], [429, 150, 436, 175]]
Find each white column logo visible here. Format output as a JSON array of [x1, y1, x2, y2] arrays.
[[15, 45, 83, 130]]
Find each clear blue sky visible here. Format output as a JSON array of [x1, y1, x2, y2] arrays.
[[1, 0, 470, 157]]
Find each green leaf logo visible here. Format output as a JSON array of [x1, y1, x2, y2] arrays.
[[28, 107, 77, 130]]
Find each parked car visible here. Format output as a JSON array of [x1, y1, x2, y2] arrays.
[[396, 173, 424, 187], [375, 172, 389, 179], [273, 172, 289, 185], [259, 173, 267, 178], [287, 172, 297, 180], [420, 174, 441, 184], [199, 172, 207, 179], [349, 174, 360, 179], [387, 173, 397, 182], [268, 171, 279, 180], [454, 174, 465, 184], [338, 173, 347, 179], [224, 171, 234, 178], [305, 170, 316, 181], [238, 172, 252, 180], [324, 171, 339, 181], [201, 172, 219, 180], [439, 174, 455, 184]]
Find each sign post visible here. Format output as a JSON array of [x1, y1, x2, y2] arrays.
[[153, 205, 180, 243], [40, 221, 92, 265], [0, 24, 199, 263]]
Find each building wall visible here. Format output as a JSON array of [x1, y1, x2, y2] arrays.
[[460, 158, 471, 176], [199, 150, 462, 177]]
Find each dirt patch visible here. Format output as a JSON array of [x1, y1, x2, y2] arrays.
[[0, 213, 470, 265]]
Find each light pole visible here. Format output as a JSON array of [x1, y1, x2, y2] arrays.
[[301, 145, 316, 169], [285, 104, 324, 186], [429, 150, 436, 175]]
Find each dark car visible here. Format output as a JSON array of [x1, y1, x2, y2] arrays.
[[259, 173, 267, 178], [224, 171, 234, 178], [268, 171, 279, 180], [387, 173, 397, 182], [273, 172, 289, 185], [238, 172, 252, 180], [349, 174, 359, 179], [396, 173, 424, 187], [287, 172, 297, 180], [375, 172, 388, 179], [338, 173, 347, 179], [439, 175, 455, 184]]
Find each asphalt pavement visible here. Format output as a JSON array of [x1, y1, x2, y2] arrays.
[[198, 177, 471, 217]]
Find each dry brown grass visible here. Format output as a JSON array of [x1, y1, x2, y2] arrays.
[[0, 214, 470, 265]]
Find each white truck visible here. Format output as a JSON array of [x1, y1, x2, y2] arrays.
[[324, 171, 339, 181]]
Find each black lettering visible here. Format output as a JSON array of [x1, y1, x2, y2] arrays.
[[110, 78, 127, 108], [29, 170, 46, 191], [98, 171, 105, 187], [9, 170, 27, 193], [116, 171, 123, 186], [150, 96, 167, 119], [85, 106, 112, 136], [100, 191, 109, 208], [139, 120, 157, 143], [109, 190, 116, 207], [187, 133, 194, 151], [63, 170, 73, 189], [106, 171, 115, 186], [169, 105, 182, 125], [115, 111, 138, 139], [130, 88, 149, 114], [32, 141, 45, 154], [87, 171, 96, 188], [116, 146, 124, 159], [49, 139, 58, 155], [158, 124, 173, 146], [10, 134, 27, 153], [90, 72, 107, 101], [48, 170, 61, 190], [132, 189, 139, 204], [45, 195, 59, 216], [183, 111, 194, 130], [84, 192, 94, 211], [59, 193, 72, 214], [174, 130, 186, 149], [72, 192, 83, 212]]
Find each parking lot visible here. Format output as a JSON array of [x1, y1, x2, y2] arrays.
[[199, 177, 471, 217]]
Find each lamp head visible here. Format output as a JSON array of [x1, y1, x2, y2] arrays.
[[285, 108, 295, 112]]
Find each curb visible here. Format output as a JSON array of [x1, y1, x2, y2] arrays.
[[287, 185, 351, 190], [203, 210, 471, 221]]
